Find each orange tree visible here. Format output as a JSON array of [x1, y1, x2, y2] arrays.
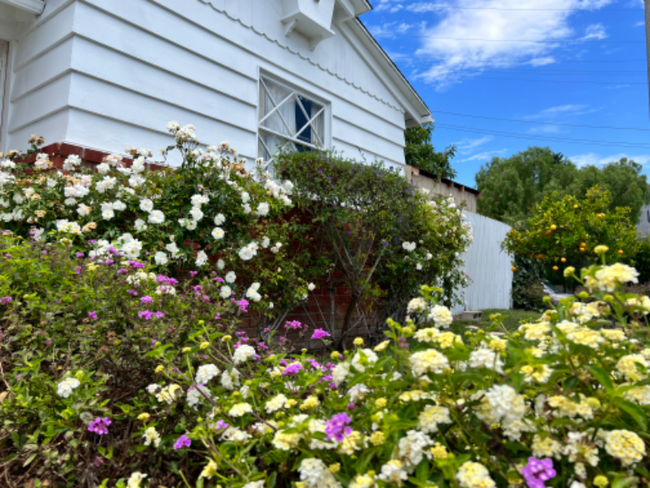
[[503, 186, 640, 279]]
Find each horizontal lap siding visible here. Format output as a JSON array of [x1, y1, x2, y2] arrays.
[[332, 117, 405, 167], [6, 0, 408, 164], [452, 212, 513, 315], [78, 0, 406, 164]]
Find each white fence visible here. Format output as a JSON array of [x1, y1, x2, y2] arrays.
[[451, 211, 513, 315]]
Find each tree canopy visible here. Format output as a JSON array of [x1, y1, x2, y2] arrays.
[[404, 124, 457, 179], [475, 147, 650, 225]]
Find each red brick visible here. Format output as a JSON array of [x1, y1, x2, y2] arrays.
[[41, 143, 60, 156], [51, 155, 65, 169], [59, 143, 84, 158], [84, 149, 107, 164]]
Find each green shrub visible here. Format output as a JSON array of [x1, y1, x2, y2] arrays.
[[511, 254, 546, 311], [275, 151, 471, 345]]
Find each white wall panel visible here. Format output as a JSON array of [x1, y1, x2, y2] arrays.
[[3, 0, 413, 167], [452, 212, 514, 315], [10, 36, 72, 100], [8, 72, 71, 132]]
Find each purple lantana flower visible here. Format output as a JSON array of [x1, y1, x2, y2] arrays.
[[325, 413, 353, 442], [311, 328, 330, 340], [0, 296, 12, 304], [141, 296, 154, 304], [88, 417, 111, 435], [522, 457, 556, 488], [173, 434, 191, 450], [88, 311, 97, 319], [284, 363, 303, 375], [214, 419, 229, 431]]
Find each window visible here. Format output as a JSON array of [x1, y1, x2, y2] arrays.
[[258, 75, 327, 170]]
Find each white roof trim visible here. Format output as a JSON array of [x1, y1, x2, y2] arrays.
[[0, 0, 45, 14]]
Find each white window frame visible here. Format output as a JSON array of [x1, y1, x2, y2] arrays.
[[257, 72, 330, 172]]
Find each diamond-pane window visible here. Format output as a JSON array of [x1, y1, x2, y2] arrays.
[[258, 75, 327, 171]]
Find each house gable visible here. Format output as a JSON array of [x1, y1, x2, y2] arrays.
[[191, 0, 430, 127]]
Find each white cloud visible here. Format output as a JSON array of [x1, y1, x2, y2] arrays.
[[374, 0, 403, 13], [453, 136, 493, 154], [528, 57, 556, 66], [385, 0, 616, 88], [569, 153, 650, 167], [634, 21, 645, 27], [458, 149, 509, 162], [580, 23, 608, 41], [369, 21, 422, 37], [527, 125, 562, 134], [524, 104, 598, 120]]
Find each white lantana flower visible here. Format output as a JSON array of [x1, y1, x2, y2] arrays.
[[154, 252, 168, 265], [233, 344, 256, 365], [57, 377, 81, 398], [143, 427, 161, 447], [196, 364, 220, 383]]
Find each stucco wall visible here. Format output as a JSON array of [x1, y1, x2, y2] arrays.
[[0, 0, 423, 169]]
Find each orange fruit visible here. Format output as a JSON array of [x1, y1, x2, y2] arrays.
[[550, 225, 557, 231], [597, 214, 603, 218], [618, 250, 624, 255], [545, 231, 551, 236], [538, 254, 544, 259], [561, 257, 566, 263], [580, 248, 586, 252], [580, 242, 586, 248], [574, 205, 579, 209], [512, 267, 517, 272], [553, 266, 559, 271]]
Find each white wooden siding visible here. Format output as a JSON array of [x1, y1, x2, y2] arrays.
[[452, 211, 514, 315], [2, 0, 412, 169]]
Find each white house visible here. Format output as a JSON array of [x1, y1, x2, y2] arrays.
[[0, 0, 432, 169]]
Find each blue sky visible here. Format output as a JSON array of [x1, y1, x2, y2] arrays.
[[363, 0, 649, 188]]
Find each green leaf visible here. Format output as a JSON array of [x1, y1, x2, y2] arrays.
[[416, 459, 430, 482], [614, 398, 648, 431], [267, 472, 277, 488], [587, 365, 615, 393], [23, 452, 37, 467]]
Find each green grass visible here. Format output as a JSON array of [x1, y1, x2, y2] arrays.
[[451, 308, 539, 334]]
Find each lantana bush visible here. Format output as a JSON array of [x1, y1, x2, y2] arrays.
[[3, 230, 650, 486]]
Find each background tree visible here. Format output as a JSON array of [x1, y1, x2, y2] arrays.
[[404, 123, 457, 179], [476, 148, 650, 225], [502, 186, 641, 286], [570, 158, 650, 223], [475, 147, 577, 225]]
